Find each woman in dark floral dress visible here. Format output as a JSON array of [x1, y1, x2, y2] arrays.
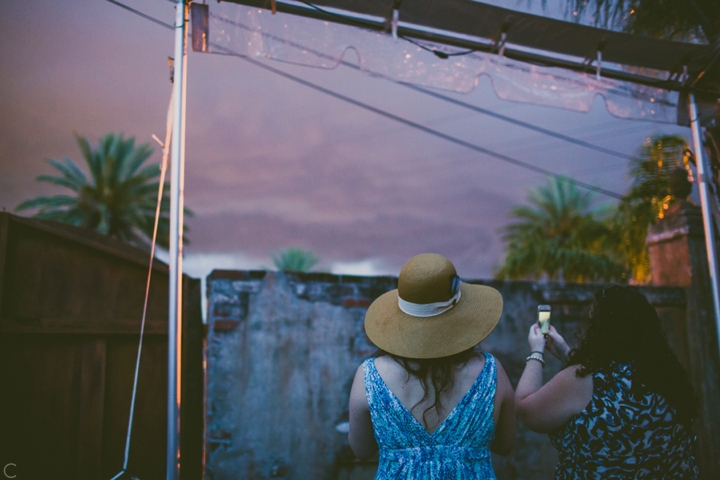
[[516, 286, 698, 479]]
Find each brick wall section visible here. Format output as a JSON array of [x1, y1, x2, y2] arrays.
[[647, 201, 720, 479], [205, 270, 687, 480]]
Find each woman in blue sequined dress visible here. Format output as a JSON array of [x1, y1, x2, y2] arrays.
[[348, 254, 516, 479], [516, 286, 699, 479]]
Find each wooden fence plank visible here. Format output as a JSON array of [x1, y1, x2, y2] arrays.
[[0, 214, 9, 320], [1, 317, 168, 335], [77, 338, 107, 478]]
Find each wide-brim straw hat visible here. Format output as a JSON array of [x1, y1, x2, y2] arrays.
[[365, 253, 503, 359]]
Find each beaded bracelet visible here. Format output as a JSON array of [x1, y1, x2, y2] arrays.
[[526, 354, 545, 366]]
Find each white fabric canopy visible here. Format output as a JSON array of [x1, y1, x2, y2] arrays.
[[209, 3, 679, 123]]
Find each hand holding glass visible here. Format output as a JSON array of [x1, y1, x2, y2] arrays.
[[537, 305, 551, 338]]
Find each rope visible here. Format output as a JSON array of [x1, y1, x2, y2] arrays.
[[109, 87, 174, 480]]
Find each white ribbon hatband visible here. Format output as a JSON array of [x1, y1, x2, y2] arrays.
[[398, 284, 462, 318]]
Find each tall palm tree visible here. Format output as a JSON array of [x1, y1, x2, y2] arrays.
[[16, 133, 191, 249], [272, 248, 320, 272], [612, 134, 691, 283], [496, 176, 626, 283]]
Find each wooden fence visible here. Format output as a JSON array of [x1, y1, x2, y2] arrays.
[[0, 213, 203, 480]]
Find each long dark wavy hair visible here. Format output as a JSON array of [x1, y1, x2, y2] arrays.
[[374, 347, 480, 428], [568, 286, 698, 423]]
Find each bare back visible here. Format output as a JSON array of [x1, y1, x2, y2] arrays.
[[372, 352, 515, 455], [374, 354, 488, 433]]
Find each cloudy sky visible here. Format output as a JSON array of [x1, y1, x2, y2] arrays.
[[0, 0, 689, 280]]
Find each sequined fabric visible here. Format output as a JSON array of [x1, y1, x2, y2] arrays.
[[363, 353, 497, 479]]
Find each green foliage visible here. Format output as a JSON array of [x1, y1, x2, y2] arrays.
[[16, 133, 192, 249], [496, 176, 626, 283], [560, 0, 718, 43], [611, 135, 690, 283], [272, 247, 320, 272], [498, 136, 691, 284]]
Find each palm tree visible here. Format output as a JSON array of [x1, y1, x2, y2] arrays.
[[16, 133, 191, 249], [560, 0, 718, 43], [496, 176, 626, 283], [612, 134, 691, 283], [561, 0, 720, 195], [272, 248, 320, 272]]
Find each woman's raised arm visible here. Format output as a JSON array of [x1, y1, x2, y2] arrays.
[[515, 325, 592, 433]]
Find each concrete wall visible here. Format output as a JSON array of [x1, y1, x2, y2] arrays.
[[205, 270, 688, 480]]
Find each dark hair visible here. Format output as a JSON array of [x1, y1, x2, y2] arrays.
[[374, 347, 479, 428], [568, 286, 698, 423]]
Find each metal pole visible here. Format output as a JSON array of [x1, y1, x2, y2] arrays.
[[688, 93, 720, 353], [168, 1, 187, 479]]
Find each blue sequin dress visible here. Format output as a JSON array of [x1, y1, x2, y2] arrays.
[[363, 353, 498, 479]]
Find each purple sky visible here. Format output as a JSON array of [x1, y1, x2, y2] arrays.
[[0, 0, 689, 280]]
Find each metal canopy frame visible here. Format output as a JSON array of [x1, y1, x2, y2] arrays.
[[165, 2, 720, 479], [223, 0, 720, 95]]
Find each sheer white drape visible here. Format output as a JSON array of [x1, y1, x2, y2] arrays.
[[209, 4, 677, 123]]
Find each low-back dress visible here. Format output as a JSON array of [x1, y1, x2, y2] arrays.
[[363, 352, 498, 479]]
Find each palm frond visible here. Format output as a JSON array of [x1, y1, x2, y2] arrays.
[[16, 195, 78, 211], [273, 248, 320, 272], [36, 174, 84, 192], [498, 176, 626, 283], [121, 141, 154, 180], [566, 0, 715, 42], [17, 132, 193, 249], [45, 158, 88, 186]]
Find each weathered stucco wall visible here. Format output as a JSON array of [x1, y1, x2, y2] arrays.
[[205, 270, 688, 480]]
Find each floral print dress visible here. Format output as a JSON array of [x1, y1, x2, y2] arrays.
[[549, 363, 698, 479], [363, 353, 498, 480]]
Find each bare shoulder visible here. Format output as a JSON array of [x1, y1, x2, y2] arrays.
[[373, 355, 400, 378], [493, 357, 511, 387], [373, 355, 392, 370], [461, 352, 486, 375], [372, 356, 410, 390], [549, 364, 593, 414], [493, 356, 508, 378], [491, 357, 514, 406], [353, 361, 365, 380], [551, 365, 593, 390], [349, 362, 368, 404], [559, 364, 583, 377], [471, 352, 487, 370]]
